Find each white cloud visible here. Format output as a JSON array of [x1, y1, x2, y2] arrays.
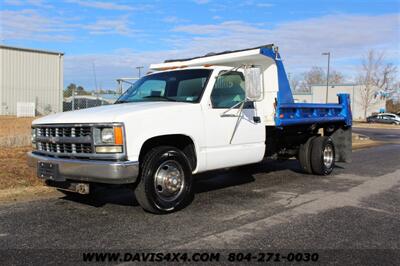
[[4, 0, 53, 8], [172, 20, 265, 35], [171, 14, 399, 71], [0, 9, 138, 41], [257, 3, 274, 8], [26, 0, 53, 8], [3, 0, 22, 5], [66, 0, 151, 11], [162, 16, 189, 24], [83, 17, 137, 36], [193, 0, 211, 4], [64, 13, 400, 88], [0, 9, 74, 42], [237, 0, 273, 8]]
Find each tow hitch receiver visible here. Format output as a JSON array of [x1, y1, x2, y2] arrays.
[[45, 180, 90, 194]]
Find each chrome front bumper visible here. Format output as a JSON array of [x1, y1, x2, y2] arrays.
[[27, 152, 139, 184]]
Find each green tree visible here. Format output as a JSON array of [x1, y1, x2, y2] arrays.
[[76, 86, 91, 95], [64, 83, 77, 97], [64, 83, 91, 97]]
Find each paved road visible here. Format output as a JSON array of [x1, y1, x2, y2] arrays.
[[1, 144, 400, 264], [353, 127, 400, 142]]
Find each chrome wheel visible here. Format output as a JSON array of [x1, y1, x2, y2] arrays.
[[154, 160, 185, 202], [323, 144, 334, 168]]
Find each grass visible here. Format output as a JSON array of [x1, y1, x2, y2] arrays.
[[0, 116, 42, 190], [0, 146, 41, 190], [0, 116, 36, 147]]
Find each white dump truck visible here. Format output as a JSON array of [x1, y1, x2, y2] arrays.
[[28, 45, 352, 213]]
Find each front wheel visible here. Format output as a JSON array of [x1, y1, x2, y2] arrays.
[[310, 136, 335, 175], [134, 146, 194, 214]]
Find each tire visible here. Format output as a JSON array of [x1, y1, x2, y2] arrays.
[[310, 136, 335, 175], [134, 146, 194, 214], [299, 136, 317, 174]]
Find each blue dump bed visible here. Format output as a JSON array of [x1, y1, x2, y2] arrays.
[[275, 94, 352, 127], [258, 46, 353, 128]]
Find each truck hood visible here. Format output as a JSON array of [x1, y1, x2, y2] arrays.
[[33, 102, 192, 125]]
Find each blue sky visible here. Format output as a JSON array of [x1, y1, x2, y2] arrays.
[[1, 0, 399, 90]]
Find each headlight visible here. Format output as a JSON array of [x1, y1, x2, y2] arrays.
[[93, 126, 124, 153], [101, 128, 114, 143]]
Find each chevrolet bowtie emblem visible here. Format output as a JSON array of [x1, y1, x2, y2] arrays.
[[49, 137, 58, 144]]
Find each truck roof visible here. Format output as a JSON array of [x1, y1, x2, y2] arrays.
[[149, 44, 276, 70]]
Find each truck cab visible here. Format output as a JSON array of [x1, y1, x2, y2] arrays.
[[28, 44, 352, 213]]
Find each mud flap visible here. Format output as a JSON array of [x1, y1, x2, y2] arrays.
[[329, 126, 352, 163]]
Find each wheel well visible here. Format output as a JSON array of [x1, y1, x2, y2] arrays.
[[139, 134, 197, 170]]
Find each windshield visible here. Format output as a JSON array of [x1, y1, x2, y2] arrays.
[[115, 69, 212, 103]]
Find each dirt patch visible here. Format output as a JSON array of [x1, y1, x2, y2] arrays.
[[352, 139, 383, 150], [0, 145, 61, 203], [0, 116, 36, 147], [352, 132, 382, 150], [0, 146, 41, 189]]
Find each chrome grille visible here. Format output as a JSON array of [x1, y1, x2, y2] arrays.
[[36, 126, 91, 138], [34, 126, 93, 156]]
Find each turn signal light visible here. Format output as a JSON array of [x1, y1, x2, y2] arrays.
[[114, 127, 123, 145]]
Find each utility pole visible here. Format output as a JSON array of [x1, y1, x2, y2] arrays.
[[72, 86, 75, 111], [92, 61, 100, 108], [322, 52, 331, 103], [136, 66, 144, 78]]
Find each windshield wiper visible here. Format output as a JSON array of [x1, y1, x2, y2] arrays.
[[143, 95, 176, 101], [114, 100, 130, 104]]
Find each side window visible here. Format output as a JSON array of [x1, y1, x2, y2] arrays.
[[211, 72, 252, 108]]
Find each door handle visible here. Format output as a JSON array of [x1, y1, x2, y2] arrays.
[[253, 116, 261, 123]]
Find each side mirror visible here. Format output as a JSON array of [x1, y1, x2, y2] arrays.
[[244, 67, 263, 101]]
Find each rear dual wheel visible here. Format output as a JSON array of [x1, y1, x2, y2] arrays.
[[299, 136, 335, 175]]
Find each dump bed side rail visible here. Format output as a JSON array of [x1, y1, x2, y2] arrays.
[[275, 94, 352, 127]]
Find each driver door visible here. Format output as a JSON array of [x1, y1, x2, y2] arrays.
[[203, 71, 265, 170]]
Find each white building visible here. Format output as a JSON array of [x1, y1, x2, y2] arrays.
[[293, 84, 386, 121], [0, 45, 64, 116]]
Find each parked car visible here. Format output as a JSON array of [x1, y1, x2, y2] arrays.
[[367, 113, 400, 125]]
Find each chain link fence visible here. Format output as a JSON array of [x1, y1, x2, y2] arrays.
[[62, 78, 136, 112], [63, 93, 123, 112]]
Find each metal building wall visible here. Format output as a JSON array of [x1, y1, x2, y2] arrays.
[[311, 85, 386, 120], [292, 84, 386, 120], [0, 46, 63, 116]]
